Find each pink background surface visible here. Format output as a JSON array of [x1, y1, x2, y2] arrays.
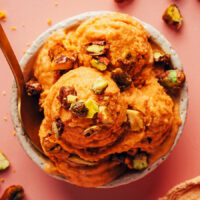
[[0, 0, 199, 199]]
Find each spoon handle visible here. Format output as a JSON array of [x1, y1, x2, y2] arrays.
[[0, 23, 24, 98]]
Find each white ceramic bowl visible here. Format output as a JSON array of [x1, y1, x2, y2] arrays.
[[10, 11, 188, 188]]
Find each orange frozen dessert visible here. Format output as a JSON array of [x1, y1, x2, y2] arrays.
[[25, 13, 185, 187]]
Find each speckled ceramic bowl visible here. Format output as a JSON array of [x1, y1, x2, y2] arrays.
[[10, 11, 188, 188]]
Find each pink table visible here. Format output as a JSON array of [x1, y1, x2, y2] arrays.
[[0, 0, 199, 199]]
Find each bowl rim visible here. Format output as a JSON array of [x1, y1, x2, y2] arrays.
[[10, 11, 188, 188]]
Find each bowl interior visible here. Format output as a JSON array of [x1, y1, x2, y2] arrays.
[[10, 11, 188, 188]]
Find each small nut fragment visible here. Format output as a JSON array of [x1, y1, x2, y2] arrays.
[[127, 109, 144, 132], [52, 118, 64, 138], [51, 55, 76, 70], [90, 57, 109, 71], [0, 152, 10, 171], [58, 86, 77, 110], [111, 68, 132, 92], [86, 41, 107, 56], [158, 70, 185, 90], [98, 106, 113, 124], [154, 51, 170, 66], [82, 126, 101, 137], [67, 95, 77, 104], [133, 153, 148, 170], [68, 155, 97, 166], [71, 102, 88, 117], [1, 185, 24, 200], [162, 4, 183, 30], [84, 99, 99, 119], [25, 79, 42, 96], [92, 77, 108, 95]]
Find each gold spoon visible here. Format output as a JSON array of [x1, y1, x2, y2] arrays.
[[0, 24, 44, 153]]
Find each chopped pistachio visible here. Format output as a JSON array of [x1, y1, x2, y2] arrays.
[[111, 68, 132, 92], [1, 185, 24, 200], [83, 126, 101, 137], [68, 155, 97, 166], [67, 95, 77, 104], [71, 101, 88, 117], [98, 106, 113, 124], [0, 152, 10, 171], [162, 4, 183, 30], [86, 41, 107, 56], [127, 109, 144, 132], [92, 77, 108, 95], [52, 55, 75, 70], [153, 51, 170, 66], [90, 58, 107, 71], [52, 118, 64, 138], [85, 99, 99, 119], [158, 69, 185, 90], [133, 153, 148, 170], [52, 121, 59, 138], [87, 45, 105, 56]]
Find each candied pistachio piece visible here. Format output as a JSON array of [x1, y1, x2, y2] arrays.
[[98, 106, 113, 124], [90, 57, 109, 71], [158, 69, 185, 90], [25, 79, 42, 96], [133, 153, 148, 170], [67, 95, 77, 104], [86, 41, 107, 56], [71, 101, 88, 117], [68, 155, 97, 166], [51, 55, 76, 70], [162, 4, 183, 30], [0, 152, 10, 171], [52, 118, 64, 138], [127, 109, 144, 132], [111, 68, 132, 92], [154, 51, 170, 65], [1, 185, 24, 200], [85, 99, 99, 119], [83, 125, 101, 137], [58, 86, 77, 110], [92, 77, 108, 95]]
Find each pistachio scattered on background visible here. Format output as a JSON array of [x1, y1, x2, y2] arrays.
[[0, 152, 10, 171], [162, 4, 183, 30], [0, 185, 24, 200]]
